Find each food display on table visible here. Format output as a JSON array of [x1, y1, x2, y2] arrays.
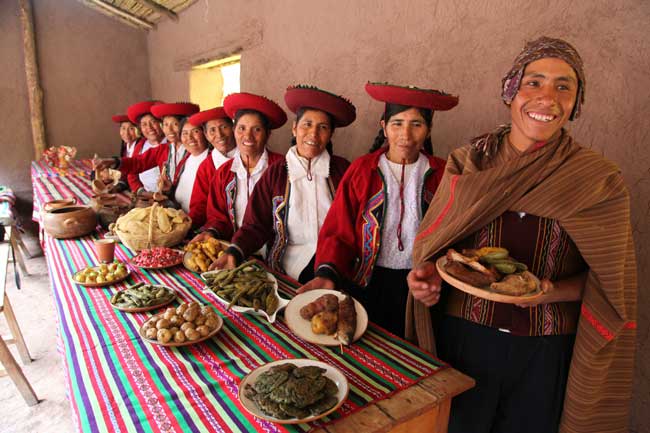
[[239, 359, 348, 424], [284, 289, 368, 347], [201, 260, 289, 323], [73, 261, 130, 287], [300, 294, 357, 346], [436, 247, 542, 303], [42, 145, 76, 169], [183, 238, 226, 272], [113, 203, 191, 252], [131, 247, 184, 269], [139, 302, 223, 346], [110, 283, 176, 312]]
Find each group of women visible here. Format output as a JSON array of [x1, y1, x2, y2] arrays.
[[96, 36, 636, 433]]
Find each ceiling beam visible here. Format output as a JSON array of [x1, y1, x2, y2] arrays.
[[134, 0, 179, 22], [79, 0, 156, 31]]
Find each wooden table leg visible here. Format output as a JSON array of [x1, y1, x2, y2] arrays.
[[0, 336, 38, 406], [9, 227, 29, 275], [3, 294, 31, 364]]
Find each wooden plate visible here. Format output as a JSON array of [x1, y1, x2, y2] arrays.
[[238, 358, 349, 424], [139, 310, 223, 347], [130, 249, 184, 270], [284, 289, 368, 346], [72, 265, 131, 288], [111, 285, 177, 313], [436, 256, 543, 304], [201, 269, 289, 323]]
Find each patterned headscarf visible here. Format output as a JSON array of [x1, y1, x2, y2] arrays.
[[501, 36, 586, 120]]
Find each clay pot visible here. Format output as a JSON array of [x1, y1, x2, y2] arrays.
[[90, 194, 132, 229], [42, 206, 97, 239], [43, 198, 77, 212]]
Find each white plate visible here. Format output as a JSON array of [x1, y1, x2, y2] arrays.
[[284, 289, 367, 346], [238, 358, 349, 424], [201, 269, 289, 323]]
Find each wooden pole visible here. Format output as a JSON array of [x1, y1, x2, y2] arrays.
[[82, 0, 155, 30], [18, 0, 47, 158], [134, 0, 179, 22]]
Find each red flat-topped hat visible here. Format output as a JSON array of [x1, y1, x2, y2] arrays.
[[365, 82, 459, 111], [111, 114, 130, 124], [150, 102, 200, 120], [284, 85, 356, 127], [223, 92, 287, 129], [188, 107, 229, 127], [127, 100, 164, 124]]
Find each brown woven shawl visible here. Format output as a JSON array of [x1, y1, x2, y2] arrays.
[[407, 128, 637, 433]]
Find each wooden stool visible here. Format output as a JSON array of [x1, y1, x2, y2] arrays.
[[0, 240, 38, 406]]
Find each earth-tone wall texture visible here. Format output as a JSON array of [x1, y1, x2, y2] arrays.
[[148, 1, 648, 431], [0, 0, 151, 207]]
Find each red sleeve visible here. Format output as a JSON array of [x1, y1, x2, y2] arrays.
[[315, 160, 365, 281], [201, 162, 235, 240], [231, 161, 284, 257], [188, 157, 215, 229], [120, 143, 167, 175]]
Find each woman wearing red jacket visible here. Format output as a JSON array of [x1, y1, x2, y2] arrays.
[[298, 83, 458, 337], [195, 92, 286, 245], [95, 103, 199, 194], [214, 85, 355, 283], [187, 107, 236, 228]]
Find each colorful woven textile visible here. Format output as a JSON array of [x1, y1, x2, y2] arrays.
[[31, 159, 94, 179], [45, 233, 445, 433], [31, 169, 96, 223], [36, 166, 447, 433], [0, 186, 17, 225]]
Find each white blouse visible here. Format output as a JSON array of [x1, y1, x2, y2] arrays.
[[174, 149, 209, 213], [376, 153, 429, 269], [283, 146, 332, 280], [211, 147, 237, 171], [138, 138, 166, 192], [230, 149, 270, 230]]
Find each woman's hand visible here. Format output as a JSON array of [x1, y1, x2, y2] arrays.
[[297, 277, 335, 294], [516, 272, 587, 308], [93, 158, 115, 171], [158, 173, 172, 193], [209, 252, 236, 271], [190, 231, 214, 244], [407, 261, 442, 307]]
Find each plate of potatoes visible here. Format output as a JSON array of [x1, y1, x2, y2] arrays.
[[139, 302, 223, 347]]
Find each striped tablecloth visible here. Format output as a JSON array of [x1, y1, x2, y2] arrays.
[[45, 233, 446, 433], [32, 167, 448, 432], [31, 159, 94, 179], [31, 168, 95, 223]]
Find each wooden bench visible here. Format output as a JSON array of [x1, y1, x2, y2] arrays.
[[0, 240, 38, 406]]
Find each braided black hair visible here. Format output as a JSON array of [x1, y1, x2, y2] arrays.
[[368, 103, 434, 155]]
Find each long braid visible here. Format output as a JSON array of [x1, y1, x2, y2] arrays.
[[369, 128, 386, 153]]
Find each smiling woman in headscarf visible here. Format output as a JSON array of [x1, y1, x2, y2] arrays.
[[406, 36, 636, 433]]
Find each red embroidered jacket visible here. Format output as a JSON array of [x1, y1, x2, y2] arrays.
[[202, 151, 284, 240], [231, 155, 350, 274], [125, 138, 146, 191], [315, 148, 445, 287], [189, 152, 222, 228]]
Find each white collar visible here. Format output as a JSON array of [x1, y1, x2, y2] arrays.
[[286, 146, 330, 183], [189, 148, 209, 161], [231, 149, 269, 178], [211, 147, 236, 167]]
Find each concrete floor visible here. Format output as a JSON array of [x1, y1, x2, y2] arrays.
[[0, 233, 74, 433]]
